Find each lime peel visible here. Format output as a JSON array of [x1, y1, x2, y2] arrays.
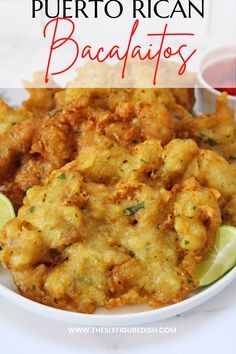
[[0, 193, 15, 229], [195, 225, 236, 287]]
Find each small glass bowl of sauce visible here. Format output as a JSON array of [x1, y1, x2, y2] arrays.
[[203, 57, 236, 97], [197, 46, 236, 115]]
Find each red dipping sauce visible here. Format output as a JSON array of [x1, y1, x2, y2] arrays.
[[203, 57, 236, 96]]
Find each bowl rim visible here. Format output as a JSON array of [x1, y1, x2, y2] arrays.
[[0, 267, 235, 325]]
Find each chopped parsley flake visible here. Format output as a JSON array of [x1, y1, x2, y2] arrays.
[[140, 158, 148, 164], [76, 276, 93, 286], [128, 250, 135, 257], [48, 109, 62, 118], [206, 138, 218, 147], [123, 202, 145, 217], [28, 206, 36, 214], [184, 240, 190, 246], [174, 114, 183, 121], [197, 133, 218, 147], [229, 156, 236, 161], [58, 172, 66, 180]]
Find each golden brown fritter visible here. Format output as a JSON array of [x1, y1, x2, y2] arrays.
[[0, 99, 33, 135], [0, 117, 36, 185], [174, 94, 236, 163], [0, 138, 223, 313], [0, 88, 187, 209], [0, 91, 72, 209], [160, 139, 236, 225], [170, 88, 195, 112], [23, 88, 61, 117], [0, 87, 235, 314]]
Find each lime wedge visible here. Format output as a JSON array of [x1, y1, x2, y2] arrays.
[[0, 193, 15, 229], [195, 225, 236, 287]]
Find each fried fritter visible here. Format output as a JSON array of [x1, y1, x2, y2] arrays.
[[160, 139, 236, 225], [0, 138, 222, 313], [170, 88, 195, 112], [0, 117, 36, 185], [0, 87, 235, 313], [0, 88, 186, 209], [174, 93, 236, 163], [23, 88, 61, 117]]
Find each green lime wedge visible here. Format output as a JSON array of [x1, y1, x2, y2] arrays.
[[195, 225, 236, 287], [0, 193, 15, 229]]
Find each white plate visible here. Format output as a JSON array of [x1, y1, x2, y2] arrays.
[[0, 88, 235, 326], [0, 267, 235, 326]]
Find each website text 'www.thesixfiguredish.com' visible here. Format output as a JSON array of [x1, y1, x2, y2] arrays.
[[67, 326, 177, 335]]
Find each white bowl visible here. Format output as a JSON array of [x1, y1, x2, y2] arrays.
[[0, 267, 235, 326], [196, 46, 236, 114]]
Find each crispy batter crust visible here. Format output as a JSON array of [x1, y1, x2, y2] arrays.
[[0, 88, 235, 313], [0, 137, 224, 313]]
